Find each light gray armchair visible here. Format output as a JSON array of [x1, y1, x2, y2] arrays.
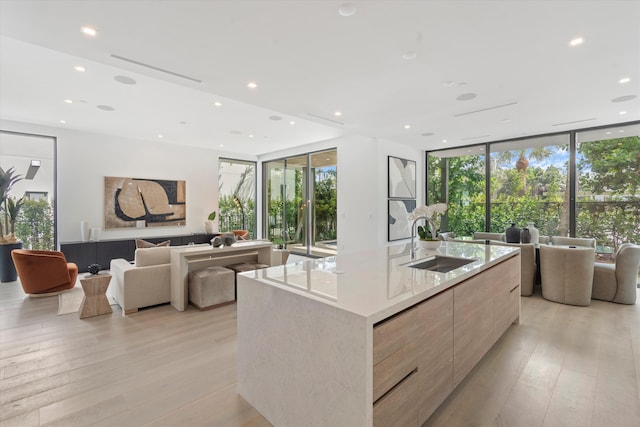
[[540, 245, 595, 306], [592, 243, 640, 305]]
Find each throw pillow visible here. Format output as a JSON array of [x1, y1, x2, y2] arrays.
[[135, 238, 171, 249]]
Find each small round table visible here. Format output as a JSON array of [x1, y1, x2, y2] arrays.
[[79, 273, 112, 319]]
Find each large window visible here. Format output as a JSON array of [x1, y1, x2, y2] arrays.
[[0, 131, 56, 250], [263, 149, 337, 257], [426, 121, 639, 256], [576, 124, 640, 256], [218, 159, 256, 238], [427, 145, 485, 236], [490, 135, 569, 237]]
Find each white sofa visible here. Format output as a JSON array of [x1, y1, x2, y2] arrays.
[[110, 244, 207, 315]]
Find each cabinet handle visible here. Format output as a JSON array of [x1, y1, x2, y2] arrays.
[[373, 368, 418, 405], [509, 284, 519, 293]]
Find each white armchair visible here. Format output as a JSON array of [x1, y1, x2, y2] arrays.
[[592, 243, 640, 305]]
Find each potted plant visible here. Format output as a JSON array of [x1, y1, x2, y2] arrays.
[[409, 203, 448, 250], [0, 166, 24, 282], [204, 211, 217, 234]]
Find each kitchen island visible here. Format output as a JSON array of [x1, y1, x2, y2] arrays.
[[237, 241, 521, 426]]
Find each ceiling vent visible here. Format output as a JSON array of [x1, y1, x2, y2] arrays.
[[454, 101, 518, 117], [305, 113, 344, 125], [111, 54, 202, 83]]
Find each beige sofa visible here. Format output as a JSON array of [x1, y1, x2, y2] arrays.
[[110, 244, 208, 315]]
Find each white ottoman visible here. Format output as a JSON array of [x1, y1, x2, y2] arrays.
[[189, 266, 235, 310]]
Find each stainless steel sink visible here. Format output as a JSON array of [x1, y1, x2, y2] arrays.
[[407, 256, 475, 273]]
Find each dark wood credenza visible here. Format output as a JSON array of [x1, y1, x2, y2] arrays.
[[60, 233, 216, 273]]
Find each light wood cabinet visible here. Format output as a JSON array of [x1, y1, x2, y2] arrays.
[[373, 288, 454, 426], [372, 254, 520, 426], [453, 268, 495, 387]]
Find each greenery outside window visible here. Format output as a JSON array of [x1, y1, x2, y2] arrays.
[[218, 159, 256, 238]]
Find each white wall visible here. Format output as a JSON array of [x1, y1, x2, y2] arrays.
[[1, 119, 220, 243], [1, 119, 424, 252]]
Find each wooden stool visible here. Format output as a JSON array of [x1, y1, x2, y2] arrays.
[[79, 274, 112, 319]]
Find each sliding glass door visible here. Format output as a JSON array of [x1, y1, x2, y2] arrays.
[[264, 149, 337, 257]]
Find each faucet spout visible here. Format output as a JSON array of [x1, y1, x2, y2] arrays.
[[410, 215, 430, 261]]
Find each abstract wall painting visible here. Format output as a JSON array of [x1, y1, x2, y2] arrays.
[[104, 177, 186, 229], [388, 156, 416, 199], [388, 199, 416, 241]]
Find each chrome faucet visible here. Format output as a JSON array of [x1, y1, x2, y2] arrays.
[[410, 215, 429, 260]]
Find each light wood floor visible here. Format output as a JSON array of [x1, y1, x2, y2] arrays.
[[1, 281, 639, 426]]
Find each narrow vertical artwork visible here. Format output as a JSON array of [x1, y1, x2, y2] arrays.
[[388, 156, 416, 199], [388, 199, 416, 241]]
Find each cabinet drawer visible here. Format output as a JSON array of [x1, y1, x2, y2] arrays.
[[373, 307, 418, 365], [373, 340, 418, 402], [373, 369, 418, 427]]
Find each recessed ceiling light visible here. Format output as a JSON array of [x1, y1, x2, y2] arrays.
[[338, 3, 356, 17], [501, 118, 511, 123], [97, 105, 115, 111], [59, 120, 66, 124], [619, 111, 627, 115], [64, 99, 73, 104], [442, 81, 456, 87], [157, 134, 163, 139], [569, 37, 584, 47], [74, 66, 85, 72], [81, 26, 97, 37], [442, 139, 447, 143], [404, 124, 411, 129], [619, 77, 631, 84], [611, 95, 636, 103], [249, 134, 254, 138], [214, 101, 222, 107], [606, 131, 612, 135], [421, 132, 434, 137], [114, 75, 136, 85], [402, 51, 417, 60], [618, 130, 625, 133], [247, 82, 258, 89], [457, 93, 477, 101], [334, 111, 342, 117], [289, 121, 295, 125], [220, 144, 224, 148]]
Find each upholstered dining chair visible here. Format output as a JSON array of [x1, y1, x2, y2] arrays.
[[11, 249, 78, 296], [438, 232, 456, 241], [592, 243, 640, 305], [540, 245, 595, 306], [550, 236, 596, 248]]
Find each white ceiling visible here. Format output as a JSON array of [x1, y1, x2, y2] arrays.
[[1, 0, 638, 156]]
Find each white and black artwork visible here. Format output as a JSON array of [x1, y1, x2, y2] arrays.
[[388, 156, 416, 199], [388, 199, 416, 241]]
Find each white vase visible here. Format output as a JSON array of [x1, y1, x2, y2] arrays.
[[204, 220, 217, 234], [89, 227, 100, 241], [418, 240, 441, 250], [526, 221, 539, 244], [80, 221, 90, 242]]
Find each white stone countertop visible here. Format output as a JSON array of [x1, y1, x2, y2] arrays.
[[239, 241, 520, 324]]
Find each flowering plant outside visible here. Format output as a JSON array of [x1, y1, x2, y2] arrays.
[[408, 203, 448, 241]]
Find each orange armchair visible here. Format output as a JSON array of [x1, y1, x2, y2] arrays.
[[11, 249, 78, 295], [232, 230, 250, 240]]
